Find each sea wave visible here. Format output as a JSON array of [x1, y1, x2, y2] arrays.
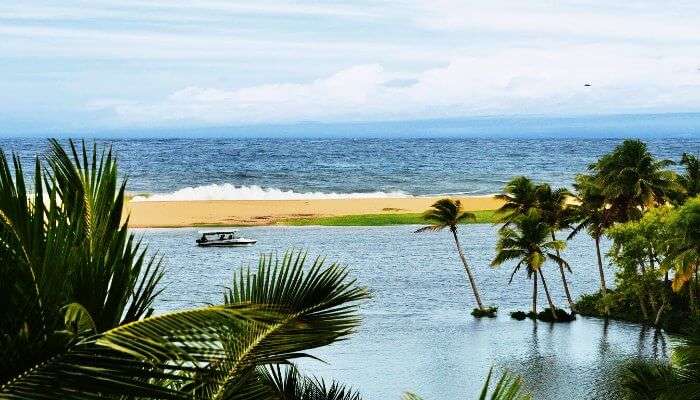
[[130, 184, 412, 201]]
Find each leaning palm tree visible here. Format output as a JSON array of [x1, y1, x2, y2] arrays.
[[536, 183, 575, 311], [495, 176, 538, 228], [569, 175, 611, 310], [415, 198, 487, 312], [590, 139, 677, 223], [491, 210, 568, 319]]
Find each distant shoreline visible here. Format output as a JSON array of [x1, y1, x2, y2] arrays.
[[125, 196, 503, 228]]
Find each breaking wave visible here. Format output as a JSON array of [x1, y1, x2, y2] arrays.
[[131, 184, 412, 201]]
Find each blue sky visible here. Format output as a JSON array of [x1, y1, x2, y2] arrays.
[[2, 1, 700, 134]]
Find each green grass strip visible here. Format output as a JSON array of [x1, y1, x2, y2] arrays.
[[279, 210, 498, 226]]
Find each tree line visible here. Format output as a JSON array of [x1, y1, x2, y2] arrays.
[[418, 139, 700, 326]]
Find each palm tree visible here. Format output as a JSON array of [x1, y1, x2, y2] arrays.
[[495, 176, 538, 228], [569, 174, 610, 296], [663, 198, 700, 312], [0, 250, 371, 399], [677, 152, 700, 201], [492, 210, 568, 319], [590, 139, 677, 223], [415, 198, 486, 312], [536, 183, 575, 311], [0, 140, 162, 383]]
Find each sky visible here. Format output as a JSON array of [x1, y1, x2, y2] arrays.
[[2, 1, 700, 135]]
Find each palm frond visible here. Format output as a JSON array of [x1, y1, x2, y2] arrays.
[[1, 251, 370, 399], [479, 368, 531, 400], [193, 251, 370, 399]]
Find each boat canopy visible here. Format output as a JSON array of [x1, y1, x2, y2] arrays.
[[198, 230, 239, 235]]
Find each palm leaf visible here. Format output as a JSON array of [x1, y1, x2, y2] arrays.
[[259, 365, 362, 400]]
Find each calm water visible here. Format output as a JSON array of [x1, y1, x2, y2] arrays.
[[1, 138, 699, 196], [138, 225, 670, 400]]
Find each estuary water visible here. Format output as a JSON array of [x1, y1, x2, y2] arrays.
[[138, 225, 670, 400]]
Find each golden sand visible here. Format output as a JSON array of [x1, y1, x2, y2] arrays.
[[125, 196, 503, 228]]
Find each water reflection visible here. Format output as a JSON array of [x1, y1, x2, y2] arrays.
[[137, 226, 670, 400]]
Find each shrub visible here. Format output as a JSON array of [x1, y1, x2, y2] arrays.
[[537, 308, 576, 322], [510, 310, 538, 321], [510, 311, 527, 320], [472, 306, 498, 318]]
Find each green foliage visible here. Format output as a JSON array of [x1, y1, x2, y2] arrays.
[[0, 140, 163, 384], [0, 250, 371, 399], [509, 311, 531, 321], [495, 176, 538, 227], [534, 184, 573, 231], [674, 153, 700, 203], [492, 210, 567, 280], [402, 368, 530, 400], [416, 198, 488, 311], [472, 307, 498, 318], [536, 308, 575, 323], [569, 173, 608, 239], [477, 368, 531, 400], [574, 288, 695, 333], [665, 198, 700, 292], [589, 139, 677, 223], [415, 198, 476, 233], [260, 365, 363, 400], [280, 210, 497, 226], [492, 209, 568, 318], [617, 331, 700, 399]]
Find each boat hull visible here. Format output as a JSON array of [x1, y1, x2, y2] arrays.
[[197, 240, 257, 247]]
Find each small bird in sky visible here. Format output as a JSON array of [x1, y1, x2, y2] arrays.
[[584, 83, 592, 87]]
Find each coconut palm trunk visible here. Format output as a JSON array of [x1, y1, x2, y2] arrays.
[[532, 275, 538, 315], [552, 231, 575, 311], [451, 227, 485, 310], [690, 270, 697, 315], [594, 235, 607, 293], [538, 269, 558, 319]]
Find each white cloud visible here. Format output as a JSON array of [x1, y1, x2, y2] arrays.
[[3, 1, 700, 131], [99, 45, 700, 125], [411, 0, 700, 42]]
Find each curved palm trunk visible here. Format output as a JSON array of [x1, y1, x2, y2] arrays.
[[451, 227, 485, 310], [690, 269, 697, 315], [538, 269, 558, 319], [594, 235, 607, 294], [594, 235, 610, 316], [552, 231, 574, 311], [532, 274, 538, 315]]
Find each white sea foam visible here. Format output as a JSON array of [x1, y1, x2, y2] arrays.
[[131, 184, 412, 201]]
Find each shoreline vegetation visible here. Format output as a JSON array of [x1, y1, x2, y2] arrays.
[[3, 138, 700, 400]]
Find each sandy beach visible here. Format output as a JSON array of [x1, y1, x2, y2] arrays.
[[126, 195, 503, 227]]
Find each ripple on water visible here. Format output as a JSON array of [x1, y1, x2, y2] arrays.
[[137, 225, 671, 400]]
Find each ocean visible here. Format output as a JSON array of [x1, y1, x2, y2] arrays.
[[1, 137, 698, 198]]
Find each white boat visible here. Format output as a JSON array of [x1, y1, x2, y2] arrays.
[[195, 230, 257, 247]]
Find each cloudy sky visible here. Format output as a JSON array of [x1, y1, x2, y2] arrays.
[[2, 1, 700, 133]]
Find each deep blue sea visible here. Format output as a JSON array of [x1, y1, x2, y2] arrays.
[[1, 137, 698, 198]]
